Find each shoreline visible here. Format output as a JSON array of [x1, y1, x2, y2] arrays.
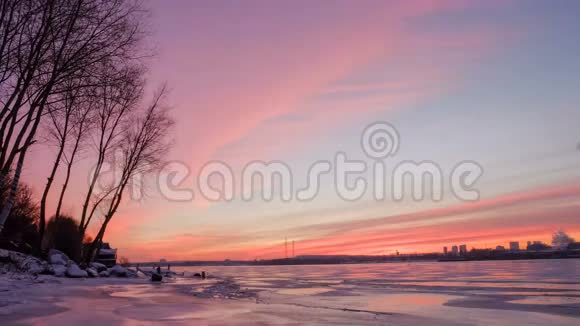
[[134, 255, 580, 268]]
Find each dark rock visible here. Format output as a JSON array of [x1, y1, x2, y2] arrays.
[[86, 268, 98, 277], [109, 265, 128, 277], [66, 264, 88, 278], [52, 264, 67, 277], [48, 249, 69, 266], [90, 262, 107, 273]]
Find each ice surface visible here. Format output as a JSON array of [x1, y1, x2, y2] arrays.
[[1, 260, 578, 325]]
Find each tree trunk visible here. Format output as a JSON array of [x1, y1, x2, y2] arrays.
[[0, 150, 26, 233], [39, 139, 65, 241], [85, 189, 124, 264], [85, 216, 111, 264], [55, 120, 83, 218], [55, 158, 73, 219], [79, 157, 103, 236]]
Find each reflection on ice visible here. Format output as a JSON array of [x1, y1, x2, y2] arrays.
[[509, 296, 580, 305], [277, 287, 334, 295], [366, 293, 461, 314], [170, 259, 579, 324]]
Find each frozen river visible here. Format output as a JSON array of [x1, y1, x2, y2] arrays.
[[173, 259, 580, 324], [2, 259, 578, 325]]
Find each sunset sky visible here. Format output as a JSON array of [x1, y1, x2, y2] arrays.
[[25, 0, 580, 261]]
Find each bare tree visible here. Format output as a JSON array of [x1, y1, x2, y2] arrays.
[[54, 89, 95, 219], [38, 78, 94, 241], [0, 1, 28, 87], [86, 87, 172, 262], [0, 0, 147, 234], [552, 230, 575, 250], [78, 66, 143, 238]]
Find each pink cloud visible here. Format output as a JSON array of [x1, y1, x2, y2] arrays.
[[22, 0, 535, 262]]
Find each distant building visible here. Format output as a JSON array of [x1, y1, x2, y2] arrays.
[[509, 241, 520, 251], [443, 247, 448, 255], [95, 242, 117, 267], [160, 258, 167, 264], [470, 248, 493, 258], [459, 244, 467, 256], [567, 242, 580, 250], [495, 245, 506, 251], [527, 241, 551, 251], [451, 245, 459, 256]]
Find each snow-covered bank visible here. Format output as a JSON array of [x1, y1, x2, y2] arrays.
[[0, 248, 146, 280], [0, 249, 50, 276]]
